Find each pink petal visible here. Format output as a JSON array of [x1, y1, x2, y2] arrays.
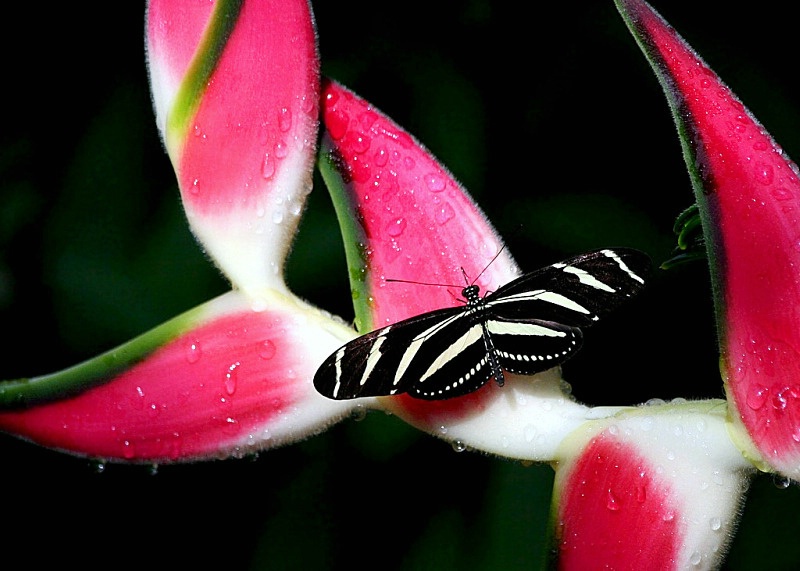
[[617, 0, 800, 476], [0, 292, 354, 462], [554, 404, 751, 569], [146, 0, 320, 291], [320, 78, 519, 331]]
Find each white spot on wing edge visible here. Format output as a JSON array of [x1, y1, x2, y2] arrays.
[[359, 328, 390, 387], [554, 263, 616, 293], [601, 248, 645, 284], [333, 346, 347, 398]]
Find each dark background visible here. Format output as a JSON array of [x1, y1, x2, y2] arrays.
[[2, 1, 800, 569]]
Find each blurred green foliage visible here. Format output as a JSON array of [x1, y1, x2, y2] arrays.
[[2, 1, 800, 569]]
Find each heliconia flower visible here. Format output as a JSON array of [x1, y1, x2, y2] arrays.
[[0, 0, 359, 463], [616, 0, 800, 480]]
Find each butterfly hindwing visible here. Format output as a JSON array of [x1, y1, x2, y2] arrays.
[[487, 317, 583, 376]]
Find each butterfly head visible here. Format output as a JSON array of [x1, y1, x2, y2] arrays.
[[462, 284, 482, 305]]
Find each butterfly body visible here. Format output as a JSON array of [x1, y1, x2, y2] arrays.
[[314, 248, 650, 401]]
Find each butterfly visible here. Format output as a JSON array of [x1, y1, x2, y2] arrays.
[[313, 248, 651, 400]]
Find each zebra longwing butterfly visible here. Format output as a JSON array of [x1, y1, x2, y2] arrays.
[[313, 248, 650, 401]]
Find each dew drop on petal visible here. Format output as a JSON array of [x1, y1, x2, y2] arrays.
[[225, 362, 240, 395], [755, 162, 774, 185], [374, 146, 389, 167], [278, 107, 292, 132], [606, 488, 620, 511], [351, 134, 371, 154], [434, 202, 455, 225], [262, 154, 275, 179], [746, 384, 769, 410], [689, 551, 702, 567], [771, 187, 793, 201], [424, 172, 447, 192], [122, 440, 135, 459], [709, 517, 722, 531], [259, 340, 277, 360], [185, 340, 202, 364], [386, 217, 406, 237], [452, 440, 467, 453]]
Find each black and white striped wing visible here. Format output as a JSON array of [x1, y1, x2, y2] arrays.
[[485, 248, 649, 326], [314, 306, 493, 400]]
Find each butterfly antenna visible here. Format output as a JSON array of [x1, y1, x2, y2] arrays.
[[384, 277, 463, 288], [470, 244, 507, 285]]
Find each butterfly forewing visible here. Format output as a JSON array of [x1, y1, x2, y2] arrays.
[[314, 306, 465, 399], [486, 248, 648, 326], [313, 247, 651, 401]]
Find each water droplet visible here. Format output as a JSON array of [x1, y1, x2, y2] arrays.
[[772, 187, 793, 200], [225, 362, 240, 395], [434, 202, 455, 225], [755, 162, 774, 185], [772, 474, 792, 489], [772, 389, 789, 411], [374, 146, 389, 167], [662, 510, 675, 522], [350, 405, 367, 422], [148, 464, 159, 476], [262, 153, 275, 179], [278, 107, 292, 132], [523, 424, 537, 442], [272, 210, 284, 224], [386, 217, 406, 237], [351, 134, 371, 154], [746, 384, 769, 410], [709, 517, 721, 531], [606, 488, 620, 511], [259, 340, 277, 360], [90, 459, 107, 474], [122, 440, 135, 459], [185, 340, 202, 363], [452, 440, 467, 453], [326, 109, 349, 140], [425, 172, 447, 192], [438, 424, 449, 435], [190, 178, 200, 195], [274, 140, 288, 158], [689, 551, 702, 566]]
